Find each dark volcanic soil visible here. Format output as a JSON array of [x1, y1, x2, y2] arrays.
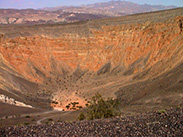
[[0, 102, 42, 118], [0, 107, 182, 136]]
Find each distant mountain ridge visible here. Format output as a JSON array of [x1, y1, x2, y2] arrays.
[[42, 1, 177, 16], [0, 1, 177, 24]]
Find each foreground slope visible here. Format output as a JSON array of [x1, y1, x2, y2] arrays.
[[0, 107, 182, 136], [0, 8, 183, 115]]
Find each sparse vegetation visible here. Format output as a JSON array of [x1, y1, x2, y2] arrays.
[[66, 105, 70, 110], [77, 106, 83, 110], [87, 93, 120, 120], [1, 107, 183, 136], [25, 115, 30, 118], [45, 121, 49, 125], [52, 101, 58, 104], [78, 93, 120, 120], [78, 112, 86, 121], [158, 109, 166, 114], [66, 102, 82, 110], [48, 118, 53, 121], [24, 122, 29, 125], [16, 123, 22, 126], [71, 107, 76, 110], [85, 103, 89, 107]]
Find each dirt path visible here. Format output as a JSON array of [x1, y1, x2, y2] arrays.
[[0, 110, 59, 120], [36, 111, 72, 125]]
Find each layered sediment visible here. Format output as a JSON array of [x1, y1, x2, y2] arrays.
[[0, 8, 183, 110]]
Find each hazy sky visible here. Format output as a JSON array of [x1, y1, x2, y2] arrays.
[[0, 0, 183, 9]]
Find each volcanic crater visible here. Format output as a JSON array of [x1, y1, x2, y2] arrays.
[[0, 8, 183, 115]]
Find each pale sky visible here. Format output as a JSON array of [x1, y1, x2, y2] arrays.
[[0, 0, 182, 9]]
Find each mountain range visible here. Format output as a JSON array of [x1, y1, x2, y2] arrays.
[[0, 1, 177, 24]]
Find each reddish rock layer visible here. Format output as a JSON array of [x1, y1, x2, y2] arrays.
[[0, 9, 183, 110], [0, 17, 183, 82]]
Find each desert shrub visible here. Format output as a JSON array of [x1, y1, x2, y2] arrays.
[[176, 105, 181, 109], [57, 119, 62, 122], [66, 105, 70, 110], [24, 122, 29, 125], [16, 123, 22, 126], [86, 93, 120, 120], [75, 102, 79, 104], [52, 101, 58, 104], [78, 112, 86, 121], [71, 107, 76, 110], [45, 121, 49, 125], [85, 103, 89, 107], [77, 106, 83, 110], [48, 118, 53, 121], [25, 115, 30, 118], [158, 109, 166, 114]]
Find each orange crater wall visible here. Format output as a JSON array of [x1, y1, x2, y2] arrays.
[[0, 20, 182, 82]]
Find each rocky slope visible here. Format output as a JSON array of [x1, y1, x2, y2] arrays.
[[0, 8, 183, 112], [0, 107, 182, 136]]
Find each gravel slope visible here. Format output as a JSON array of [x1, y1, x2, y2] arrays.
[[0, 107, 182, 136]]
